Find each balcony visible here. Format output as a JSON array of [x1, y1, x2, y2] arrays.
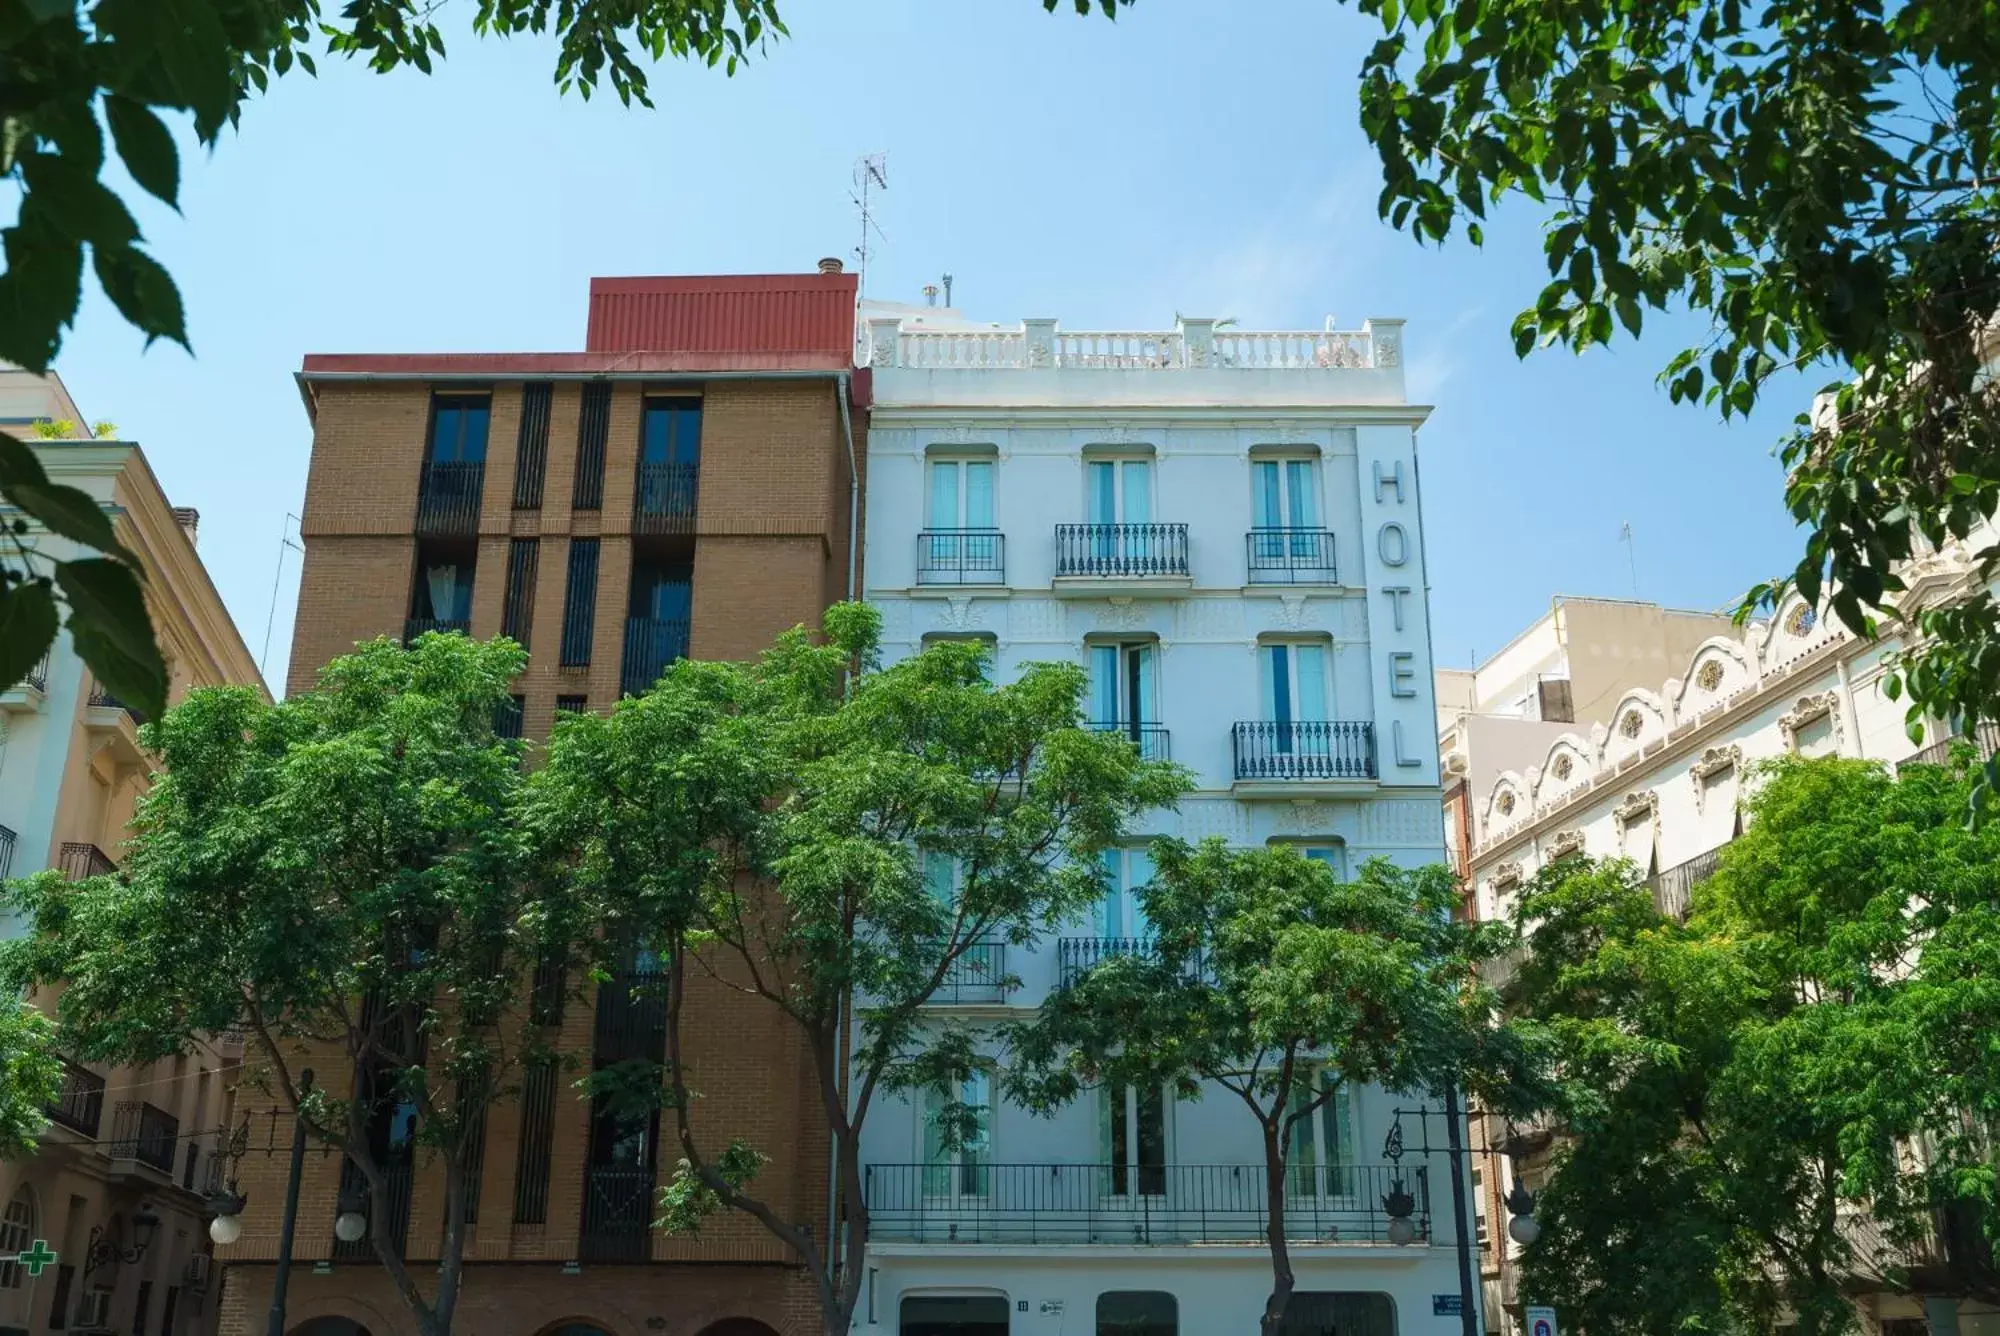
[[634, 461, 698, 534], [44, 1058, 105, 1138], [83, 690, 148, 771], [916, 529, 1005, 586], [620, 617, 690, 697], [334, 1159, 412, 1261], [86, 688, 147, 724], [57, 841, 116, 880], [580, 1165, 656, 1263], [106, 1100, 178, 1175], [1087, 720, 1170, 762], [414, 460, 485, 536], [1644, 846, 1723, 921], [1052, 524, 1191, 594], [1, 652, 49, 713], [927, 940, 1012, 1006], [864, 1162, 1430, 1246], [0, 824, 13, 880], [1231, 721, 1378, 793], [1246, 529, 1338, 585], [403, 618, 470, 644], [868, 317, 1394, 374]]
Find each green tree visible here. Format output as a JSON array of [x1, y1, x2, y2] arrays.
[[0, 0, 1130, 724], [1350, 0, 2000, 776], [1008, 841, 1544, 1336], [0, 632, 593, 1336], [0, 1000, 61, 1159], [1511, 756, 2000, 1336], [530, 602, 1185, 1336]]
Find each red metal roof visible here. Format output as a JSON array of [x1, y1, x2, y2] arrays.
[[586, 272, 858, 358]]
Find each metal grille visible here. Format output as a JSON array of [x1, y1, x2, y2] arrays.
[[511, 1059, 557, 1225], [1054, 523, 1190, 578], [572, 383, 610, 510], [415, 461, 484, 536], [459, 1075, 488, 1224], [620, 617, 689, 697], [333, 1158, 412, 1261], [502, 538, 538, 648], [1230, 721, 1377, 781], [633, 462, 698, 532], [579, 1164, 655, 1263], [512, 382, 552, 509], [559, 539, 601, 668], [403, 618, 470, 644], [1246, 528, 1337, 583], [0, 824, 14, 881], [107, 1100, 179, 1171], [86, 689, 147, 724], [555, 695, 587, 715], [57, 842, 115, 880], [1645, 846, 1723, 920], [916, 530, 1005, 584], [493, 696, 524, 740], [44, 1058, 105, 1136], [1087, 720, 1170, 762]]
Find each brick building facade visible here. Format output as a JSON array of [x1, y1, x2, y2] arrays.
[[221, 268, 866, 1336]]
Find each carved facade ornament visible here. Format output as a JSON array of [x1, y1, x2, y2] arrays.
[[1495, 789, 1517, 817], [1372, 331, 1401, 368], [1778, 691, 1843, 748], [1550, 753, 1573, 781], [1690, 745, 1743, 811], [1696, 659, 1725, 691], [1619, 709, 1644, 739], [869, 323, 899, 369], [1493, 860, 1523, 889], [1549, 829, 1586, 860], [1784, 603, 1819, 637], [938, 597, 988, 632], [1613, 790, 1657, 828], [1275, 595, 1311, 630], [1096, 599, 1148, 631], [1103, 422, 1134, 444], [944, 423, 974, 444]]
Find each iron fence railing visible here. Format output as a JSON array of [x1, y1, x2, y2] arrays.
[[415, 460, 485, 535], [57, 841, 115, 880], [1087, 720, 1170, 762], [916, 529, 1006, 584], [107, 1100, 178, 1172], [14, 652, 49, 693], [86, 689, 147, 724], [1054, 523, 1190, 578], [1056, 936, 1209, 988], [1246, 528, 1337, 583], [926, 940, 1011, 1005], [619, 617, 690, 698], [633, 462, 698, 531], [1644, 846, 1724, 920], [403, 618, 470, 644], [1231, 721, 1378, 781], [579, 1165, 656, 1262], [864, 1161, 1430, 1245], [45, 1058, 105, 1137]]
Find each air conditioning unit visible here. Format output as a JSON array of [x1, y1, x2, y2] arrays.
[[73, 1289, 112, 1329], [183, 1255, 211, 1290]]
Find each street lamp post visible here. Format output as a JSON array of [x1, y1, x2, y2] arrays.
[[265, 1067, 314, 1336]]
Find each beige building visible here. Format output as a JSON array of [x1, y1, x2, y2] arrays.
[[1446, 562, 2000, 1336], [0, 371, 262, 1336]]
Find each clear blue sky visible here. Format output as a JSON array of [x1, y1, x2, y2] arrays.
[[44, 0, 1808, 690]]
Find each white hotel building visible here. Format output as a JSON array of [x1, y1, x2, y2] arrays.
[[855, 310, 1474, 1336]]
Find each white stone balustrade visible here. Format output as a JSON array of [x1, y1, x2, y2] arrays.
[[864, 315, 1400, 372]]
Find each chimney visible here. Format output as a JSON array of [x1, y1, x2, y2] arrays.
[[817, 257, 844, 275], [171, 506, 199, 546], [923, 284, 939, 307]]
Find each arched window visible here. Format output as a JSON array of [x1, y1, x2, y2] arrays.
[[0, 1186, 35, 1290], [288, 1319, 373, 1336]]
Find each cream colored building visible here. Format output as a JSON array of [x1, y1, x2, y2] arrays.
[[0, 371, 261, 1336], [1446, 555, 2000, 1336]]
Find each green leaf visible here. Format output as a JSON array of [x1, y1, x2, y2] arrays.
[[0, 583, 60, 693], [4, 481, 132, 559], [18, 154, 140, 249], [0, 432, 51, 488], [104, 98, 181, 208], [55, 558, 166, 719], [92, 245, 189, 352]]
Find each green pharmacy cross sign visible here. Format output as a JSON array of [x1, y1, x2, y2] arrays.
[[3, 1240, 57, 1276]]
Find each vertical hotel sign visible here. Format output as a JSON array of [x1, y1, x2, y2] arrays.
[[1367, 444, 1430, 781]]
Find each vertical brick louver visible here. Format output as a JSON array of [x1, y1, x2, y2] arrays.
[[272, 266, 865, 1336]]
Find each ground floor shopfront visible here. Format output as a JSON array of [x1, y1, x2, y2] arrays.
[[861, 1244, 1475, 1336], [215, 1261, 817, 1336]]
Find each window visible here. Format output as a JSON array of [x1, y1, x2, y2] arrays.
[[628, 561, 693, 623], [559, 539, 601, 668], [1793, 712, 1836, 757], [1262, 641, 1332, 753], [512, 1057, 557, 1224], [512, 382, 552, 509], [46, 1264, 74, 1329], [133, 1280, 152, 1336], [930, 458, 996, 530], [921, 1069, 991, 1198], [922, 851, 962, 908], [501, 538, 538, 648], [0, 1187, 31, 1289], [1300, 844, 1345, 880], [1471, 1165, 1489, 1248], [459, 1069, 489, 1224], [1099, 1084, 1166, 1197], [555, 695, 588, 716], [1251, 457, 1321, 542], [1096, 1291, 1177, 1336], [1098, 847, 1154, 939], [1086, 456, 1152, 525], [640, 397, 702, 467], [426, 394, 490, 464], [900, 1295, 1010, 1336], [159, 1285, 178, 1336], [410, 554, 474, 629], [1278, 1293, 1395, 1336], [1089, 641, 1158, 733], [494, 695, 525, 740], [573, 382, 610, 510], [1287, 1070, 1357, 1198]]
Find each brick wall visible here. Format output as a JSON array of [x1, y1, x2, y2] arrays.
[[269, 371, 850, 1305]]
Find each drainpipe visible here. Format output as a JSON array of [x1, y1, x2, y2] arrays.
[[837, 372, 859, 601]]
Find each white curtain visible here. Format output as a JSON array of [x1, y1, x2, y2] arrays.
[[425, 566, 459, 620]]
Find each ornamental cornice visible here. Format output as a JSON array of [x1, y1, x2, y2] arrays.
[[1612, 790, 1657, 827], [1548, 829, 1586, 859], [1777, 690, 1842, 748]]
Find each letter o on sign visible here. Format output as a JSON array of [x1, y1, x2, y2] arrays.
[[1377, 521, 1409, 567]]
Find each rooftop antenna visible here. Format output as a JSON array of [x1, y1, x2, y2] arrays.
[[850, 153, 888, 300], [1619, 521, 1640, 598], [259, 511, 304, 683], [942, 273, 954, 307]]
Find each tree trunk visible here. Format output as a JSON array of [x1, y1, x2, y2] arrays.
[[432, 1155, 467, 1336], [823, 1132, 870, 1336], [1261, 1121, 1295, 1336]]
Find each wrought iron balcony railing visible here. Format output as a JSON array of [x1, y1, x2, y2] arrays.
[[415, 460, 485, 535], [403, 618, 470, 644], [45, 1058, 105, 1137], [580, 1165, 656, 1262], [1644, 846, 1724, 921], [926, 940, 1012, 1005], [1087, 720, 1170, 762], [916, 529, 1005, 584], [1231, 721, 1378, 781], [634, 462, 698, 532], [1054, 523, 1190, 579], [620, 617, 690, 698], [864, 1161, 1430, 1246], [1246, 528, 1337, 583], [86, 689, 147, 724], [107, 1100, 178, 1172]]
